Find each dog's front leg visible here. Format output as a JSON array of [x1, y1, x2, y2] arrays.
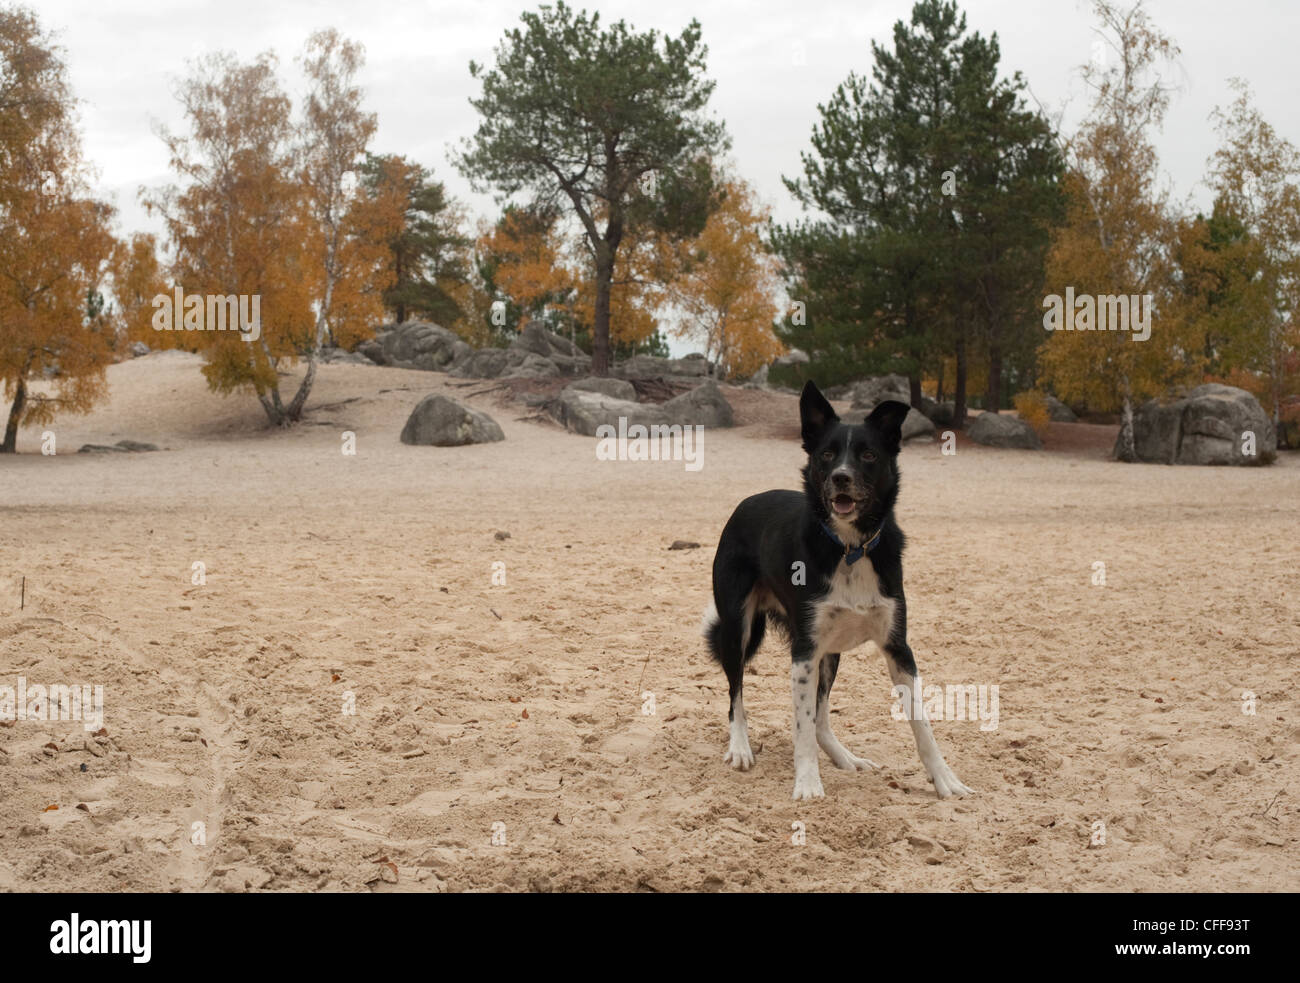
[[790, 645, 824, 800], [885, 642, 973, 799]]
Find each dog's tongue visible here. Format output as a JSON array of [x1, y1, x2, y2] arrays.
[[832, 496, 856, 514]]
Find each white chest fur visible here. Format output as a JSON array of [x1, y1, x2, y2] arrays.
[[813, 558, 897, 654]]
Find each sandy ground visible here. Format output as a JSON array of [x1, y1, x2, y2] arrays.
[[0, 351, 1297, 892]]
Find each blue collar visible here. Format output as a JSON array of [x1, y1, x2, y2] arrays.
[[820, 521, 882, 566]]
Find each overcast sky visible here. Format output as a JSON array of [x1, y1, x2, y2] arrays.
[[34, 0, 1300, 247]]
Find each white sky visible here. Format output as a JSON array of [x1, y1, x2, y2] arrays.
[[33, 0, 1300, 281]]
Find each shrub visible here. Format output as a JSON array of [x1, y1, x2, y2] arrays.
[[1013, 390, 1052, 437]]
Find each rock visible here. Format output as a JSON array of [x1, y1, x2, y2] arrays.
[[968, 412, 1042, 450], [503, 352, 560, 379], [356, 338, 385, 365], [374, 321, 473, 372], [552, 380, 733, 436], [449, 347, 510, 379], [928, 402, 956, 426], [618, 353, 712, 380], [78, 440, 159, 454], [661, 380, 734, 428], [776, 348, 809, 366], [668, 540, 701, 550], [319, 347, 373, 365], [850, 374, 910, 411], [128, 341, 149, 358], [901, 407, 935, 442], [552, 390, 663, 437], [1044, 394, 1078, 423], [565, 377, 637, 401], [506, 320, 590, 376], [400, 395, 505, 446], [1124, 383, 1276, 465], [822, 384, 852, 401]]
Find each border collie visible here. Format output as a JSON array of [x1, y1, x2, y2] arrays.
[[703, 381, 973, 801]]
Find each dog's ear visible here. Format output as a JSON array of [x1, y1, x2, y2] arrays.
[[865, 399, 910, 455], [799, 381, 839, 451]]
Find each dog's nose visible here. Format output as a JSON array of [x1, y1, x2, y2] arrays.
[[831, 470, 852, 489]]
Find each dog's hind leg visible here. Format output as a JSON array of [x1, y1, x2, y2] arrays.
[[815, 652, 880, 771], [704, 593, 759, 771], [885, 645, 973, 799]]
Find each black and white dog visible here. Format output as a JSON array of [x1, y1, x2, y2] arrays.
[[703, 381, 972, 801]]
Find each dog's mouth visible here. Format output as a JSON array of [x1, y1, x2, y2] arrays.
[[830, 493, 859, 515]]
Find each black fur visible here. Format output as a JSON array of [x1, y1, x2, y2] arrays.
[[706, 381, 915, 742]]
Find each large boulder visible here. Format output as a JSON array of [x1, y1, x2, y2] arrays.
[[510, 321, 591, 376], [968, 411, 1042, 450], [1124, 383, 1276, 465], [400, 395, 504, 446], [566, 377, 637, 401], [901, 407, 935, 443], [1044, 394, 1078, 423], [661, 379, 734, 428], [553, 389, 664, 437], [551, 380, 734, 436], [850, 374, 910, 412], [503, 352, 560, 379], [927, 401, 956, 427], [449, 347, 510, 379], [372, 321, 473, 372], [617, 353, 713, 380]]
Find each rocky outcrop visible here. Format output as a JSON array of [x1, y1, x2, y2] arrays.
[[616, 352, 713, 381], [551, 380, 734, 437], [968, 412, 1042, 450], [1124, 384, 1276, 465], [400, 395, 504, 446], [849, 374, 910, 412], [566, 377, 637, 401], [364, 320, 473, 372], [661, 379, 734, 428]]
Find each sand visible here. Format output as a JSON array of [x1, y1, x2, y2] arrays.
[[0, 351, 1296, 892]]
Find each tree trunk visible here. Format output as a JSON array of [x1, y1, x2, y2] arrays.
[[909, 375, 922, 409], [985, 344, 1002, 413], [2, 373, 28, 453], [286, 356, 318, 422], [1115, 377, 1137, 462], [954, 335, 968, 429], [936, 360, 945, 404], [592, 248, 614, 377]]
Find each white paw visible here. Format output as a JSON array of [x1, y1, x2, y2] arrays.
[[724, 745, 755, 771], [931, 765, 974, 799], [791, 771, 825, 800]]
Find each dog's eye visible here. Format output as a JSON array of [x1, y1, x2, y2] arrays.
[[860, 449, 876, 463], [821, 449, 836, 462]]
